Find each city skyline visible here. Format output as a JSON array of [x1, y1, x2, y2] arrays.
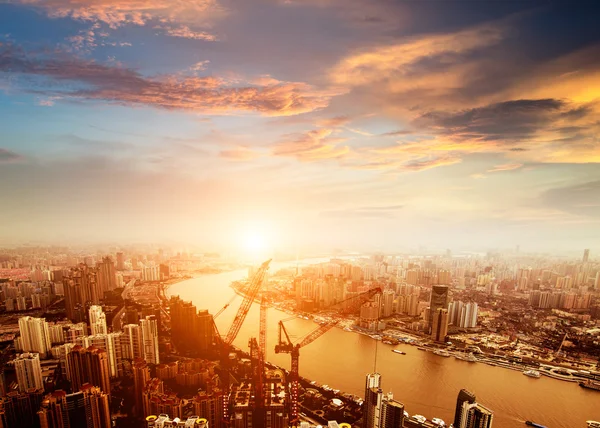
[[1, 2, 600, 251]]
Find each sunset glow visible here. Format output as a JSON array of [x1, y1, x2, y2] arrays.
[[0, 1, 599, 253]]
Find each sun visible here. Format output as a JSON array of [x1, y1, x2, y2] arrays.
[[243, 232, 266, 253]]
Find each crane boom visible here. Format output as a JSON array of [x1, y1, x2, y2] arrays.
[[297, 322, 338, 348], [274, 286, 383, 426], [224, 259, 271, 345]]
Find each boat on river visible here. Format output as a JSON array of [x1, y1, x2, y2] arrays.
[[392, 349, 406, 355], [580, 380, 600, 391], [525, 421, 547, 427], [523, 370, 541, 378], [433, 349, 451, 357], [587, 421, 600, 428]]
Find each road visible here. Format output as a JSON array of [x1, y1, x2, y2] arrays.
[[112, 279, 136, 332]]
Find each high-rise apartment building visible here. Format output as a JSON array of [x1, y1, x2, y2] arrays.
[[583, 249, 590, 263], [96, 257, 117, 295], [37, 384, 111, 428], [0, 388, 45, 428], [133, 360, 150, 416], [431, 308, 448, 343], [18, 316, 52, 359], [428, 285, 449, 334], [78, 333, 123, 377], [140, 316, 160, 365], [192, 389, 225, 428], [380, 290, 395, 318], [448, 301, 478, 328], [89, 306, 107, 336], [122, 324, 144, 360], [169, 297, 214, 354], [63, 264, 99, 321], [14, 352, 44, 393], [65, 346, 111, 397]]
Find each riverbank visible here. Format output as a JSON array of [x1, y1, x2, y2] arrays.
[[230, 281, 600, 387]]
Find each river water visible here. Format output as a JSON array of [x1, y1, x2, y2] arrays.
[[168, 261, 600, 428]]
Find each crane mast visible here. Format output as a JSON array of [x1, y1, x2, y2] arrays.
[[209, 259, 271, 427], [275, 286, 382, 426]]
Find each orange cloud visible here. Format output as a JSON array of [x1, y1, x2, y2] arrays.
[[159, 25, 217, 41], [273, 129, 349, 161], [17, 0, 223, 28], [0, 45, 333, 116], [487, 163, 523, 173], [330, 24, 504, 87]]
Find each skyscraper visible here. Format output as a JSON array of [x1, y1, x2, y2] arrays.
[[122, 324, 144, 360], [79, 333, 123, 378], [583, 249, 590, 263], [140, 316, 160, 365], [116, 252, 125, 271], [14, 353, 44, 393], [96, 257, 116, 295], [362, 373, 382, 428], [454, 389, 476, 428], [18, 316, 52, 359], [380, 290, 395, 318], [428, 285, 449, 334], [88, 306, 107, 336], [63, 264, 99, 321], [169, 297, 213, 354], [431, 308, 448, 343], [133, 360, 150, 416]]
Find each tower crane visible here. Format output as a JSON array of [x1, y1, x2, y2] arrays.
[[275, 287, 382, 425], [209, 259, 271, 425]]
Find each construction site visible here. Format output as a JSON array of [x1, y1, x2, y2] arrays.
[[161, 259, 382, 428]]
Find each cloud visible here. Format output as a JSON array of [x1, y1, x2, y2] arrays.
[[220, 147, 260, 161], [0, 44, 333, 116], [16, 0, 223, 29], [317, 115, 351, 128], [402, 154, 462, 171], [539, 180, 600, 218], [409, 98, 600, 163], [158, 25, 217, 41], [414, 99, 568, 143], [487, 163, 523, 173], [380, 130, 412, 137], [0, 148, 24, 163], [320, 204, 404, 219], [330, 23, 505, 87], [273, 128, 349, 161]]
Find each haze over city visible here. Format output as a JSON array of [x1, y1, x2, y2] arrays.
[[1, 1, 600, 253]]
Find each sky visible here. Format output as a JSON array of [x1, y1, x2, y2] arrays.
[[1, 0, 600, 254]]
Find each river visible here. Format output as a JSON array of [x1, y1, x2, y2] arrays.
[[167, 260, 600, 428]]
